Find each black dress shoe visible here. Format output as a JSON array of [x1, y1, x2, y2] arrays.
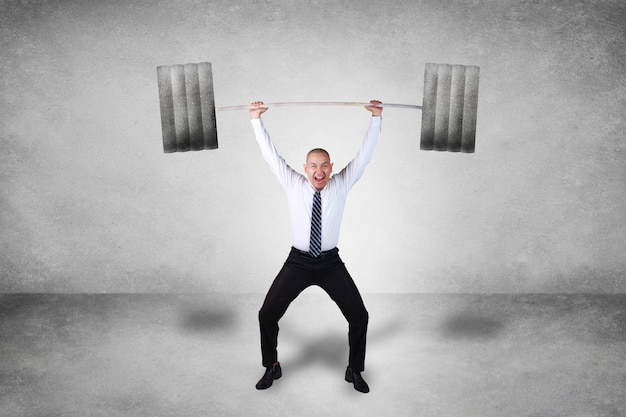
[[256, 362, 282, 390], [345, 367, 370, 393]]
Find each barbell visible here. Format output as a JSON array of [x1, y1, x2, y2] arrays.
[[156, 62, 480, 153]]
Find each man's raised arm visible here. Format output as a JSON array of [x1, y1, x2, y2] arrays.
[[336, 100, 383, 190], [249, 101, 300, 188]]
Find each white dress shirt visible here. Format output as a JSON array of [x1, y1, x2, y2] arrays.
[[251, 116, 382, 252]]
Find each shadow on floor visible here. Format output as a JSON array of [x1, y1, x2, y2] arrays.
[[181, 308, 237, 332], [282, 316, 405, 371], [440, 314, 506, 340], [178, 301, 239, 333]]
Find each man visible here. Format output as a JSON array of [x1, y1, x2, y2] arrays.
[[249, 100, 383, 393]]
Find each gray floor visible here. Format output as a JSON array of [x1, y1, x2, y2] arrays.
[[1, 292, 625, 417]]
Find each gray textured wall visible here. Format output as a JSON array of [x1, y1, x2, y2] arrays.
[[1, 0, 624, 293]]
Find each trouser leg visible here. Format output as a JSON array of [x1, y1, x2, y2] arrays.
[[317, 255, 369, 372], [258, 255, 310, 367]]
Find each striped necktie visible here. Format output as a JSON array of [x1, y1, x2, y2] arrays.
[[309, 191, 322, 257]]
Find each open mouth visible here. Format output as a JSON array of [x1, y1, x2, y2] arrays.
[[314, 175, 325, 185]]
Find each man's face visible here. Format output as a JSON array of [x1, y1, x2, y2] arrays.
[[304, 151, 333, 190]]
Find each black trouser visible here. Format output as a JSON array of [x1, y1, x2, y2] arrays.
[[258, 247, 369, 372]]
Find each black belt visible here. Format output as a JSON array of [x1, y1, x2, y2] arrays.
[[291, 246, 338, 259]]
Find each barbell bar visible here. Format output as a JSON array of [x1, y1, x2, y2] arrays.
[[215, 102, 421, 111], [156, 62, 480, 153]]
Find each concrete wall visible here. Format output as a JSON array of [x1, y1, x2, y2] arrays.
[[1, 0, 624, 293]]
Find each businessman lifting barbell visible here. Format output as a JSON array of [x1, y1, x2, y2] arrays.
[[155, 61, 480, 393]]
